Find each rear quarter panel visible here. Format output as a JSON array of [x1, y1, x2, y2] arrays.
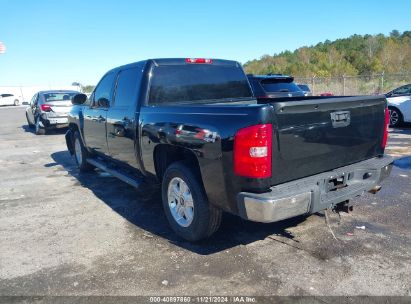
[[139, 103, 274, 213]]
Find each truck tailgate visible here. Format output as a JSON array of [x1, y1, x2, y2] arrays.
[[270, 96, 387, 185]]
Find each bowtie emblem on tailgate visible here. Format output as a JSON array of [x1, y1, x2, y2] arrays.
[[330, 111, 351, 128]]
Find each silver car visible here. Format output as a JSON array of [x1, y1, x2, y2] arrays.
[[25, 90, 79, 135]]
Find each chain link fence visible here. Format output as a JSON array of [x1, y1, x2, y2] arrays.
[[294, 73, 411, 96]]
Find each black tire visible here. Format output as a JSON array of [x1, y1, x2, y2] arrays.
[[14, 99, 19, 106], [26, 113, 34, 128], [35, 117, 46, 135], [388, 107, 403, 128], [162, 162, 222, 241], [73, 130, 94, 172]]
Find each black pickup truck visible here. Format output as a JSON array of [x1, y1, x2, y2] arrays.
[[66, 58, 393, 241]]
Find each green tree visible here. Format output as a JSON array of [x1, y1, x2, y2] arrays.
[[243, 31, 411, 77]]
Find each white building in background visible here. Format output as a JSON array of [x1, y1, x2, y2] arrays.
[[0, 85, 81, 104]]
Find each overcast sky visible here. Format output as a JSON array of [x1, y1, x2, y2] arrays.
[[0, 0, 410, 86]]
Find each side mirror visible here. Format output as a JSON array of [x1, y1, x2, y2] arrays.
[[22, 101, 29, 105], [97, 97, 110, 108], [72, 93, 87, 105]]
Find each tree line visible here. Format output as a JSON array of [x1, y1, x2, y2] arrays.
[[244, 30, 411, 77]]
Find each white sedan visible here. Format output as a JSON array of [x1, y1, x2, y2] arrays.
[[0, 93, 21, 106], [386, 84, 411, 127]]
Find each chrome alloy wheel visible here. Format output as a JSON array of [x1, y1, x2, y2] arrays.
[[167, 177, 194, 227], [74, 136, 83, 166], [389, 109, 399, 126]]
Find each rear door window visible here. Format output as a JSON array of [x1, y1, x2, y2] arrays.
[[113, 67, 143, 108], [29, 95, 36, 105], [148, 64, 252, 104], [31, 94, 39, 106]]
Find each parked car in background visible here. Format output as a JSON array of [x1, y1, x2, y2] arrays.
[[319, 92, 334, 97], [247, 74, 305, 99], [65, 58, 392, 241], [385, 84, 411, 127], [0, 93, 20, 106], [297, 84, 312, 96], [26, 90, 79, 135]]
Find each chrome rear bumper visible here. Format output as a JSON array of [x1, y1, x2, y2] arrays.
[[237, 156, 393, 223]]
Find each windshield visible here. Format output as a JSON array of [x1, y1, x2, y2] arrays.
[[392, 85, 411, 95], [298, 84, 310, 91], [148, 65, 253, 104], [43, 92, 77, 102], [261, 80, 302, 93]]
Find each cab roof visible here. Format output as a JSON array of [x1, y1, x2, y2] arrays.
[[106, 58, 241, 74]]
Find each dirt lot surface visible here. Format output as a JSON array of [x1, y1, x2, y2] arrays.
[[0, 106, 410, 296]]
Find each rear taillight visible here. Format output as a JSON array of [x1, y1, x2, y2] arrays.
[[185, 58, 212, 64], [40, 104, 51, 112], [382, 107, 390, 148], [234, 124, 272, 178]]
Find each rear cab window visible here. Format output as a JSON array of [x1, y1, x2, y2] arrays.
[[42, 92, 77, 102], [113, 66, 143, 108], [148, 62, 253, 105]]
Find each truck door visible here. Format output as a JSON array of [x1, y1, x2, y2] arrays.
[[83, 71, 116, 155], [107, 65, 143, 169]]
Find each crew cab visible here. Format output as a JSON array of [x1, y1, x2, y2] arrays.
[[66, 58, 393, 241]]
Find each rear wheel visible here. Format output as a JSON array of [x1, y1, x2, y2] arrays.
[[162, 162, 222, 241], [35, 117, 46, 135], [73, 131, 94, 172], [388, 107, 403, 127], [14, 99, 20, 106]]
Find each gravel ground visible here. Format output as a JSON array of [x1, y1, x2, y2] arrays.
[[0, 106, 410, 297]]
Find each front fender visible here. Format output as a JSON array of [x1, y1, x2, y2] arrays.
[[65, 129, 74, 155]]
